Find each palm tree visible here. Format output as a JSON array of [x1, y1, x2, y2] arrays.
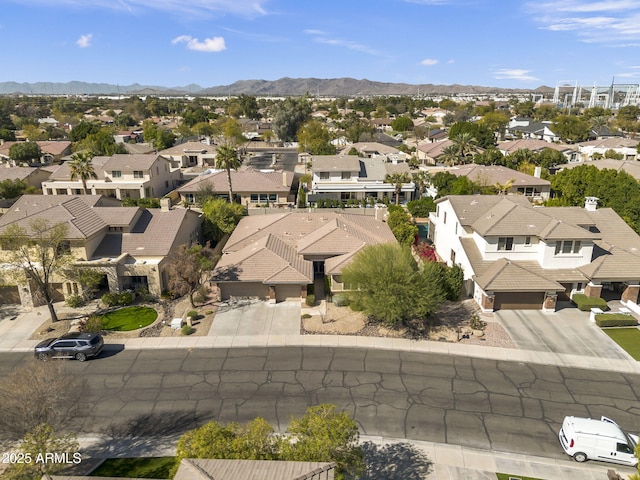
[[69, 152, 97, 194], [440, 144, 461, 167], [384, 172, 412, 205], [451, 131, 479, 162], [590, 116, 609, 137], [215, 145, 241, 202], [493, 178, 515, 195], [412, 171, 431, 195]]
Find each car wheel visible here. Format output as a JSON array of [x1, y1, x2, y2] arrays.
[[38, 353, 48, 361], [573, 452, 587, 463], [75, 352, 87, 362]]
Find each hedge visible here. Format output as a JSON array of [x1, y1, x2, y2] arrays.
[[571, 293, 608, 312], [595, 314, 638, 327]]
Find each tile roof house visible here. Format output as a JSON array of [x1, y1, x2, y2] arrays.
[[310, 155, 415, 204], [42, 154, 181, 200], [0, 195, 201, 307], [497, 139, 578, 162], [574, 137, 640, 162], [429, 195, 640, 312], [0, 165, 52, 190], [338, 142, 406, 163], [177, 170, 296, 206], [505, 120, 560, 143], [158, 141, 218, 169], [0, 140, 72, 166], [416, 139, 455, 165], [445, 164, 551, 201], [556, 158, 640, 181], [211, 212, 396, 302]]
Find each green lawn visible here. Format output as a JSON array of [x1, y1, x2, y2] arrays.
[[90, 457, 175, 478], [100, 306, 158, 331], [496, 474, 542, 480], [603, 327, 640, 360]]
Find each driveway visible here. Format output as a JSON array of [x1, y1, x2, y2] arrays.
[[494, 307, 630, 359], [209, 299, 301, 336]]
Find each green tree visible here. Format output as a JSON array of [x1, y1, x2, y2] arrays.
[[78, 128, 126, 156], [552, 115, 591, 143], [201, 198, 246, 242], [443, 263, 464, 301], [440, 144, 461, 166], [407, 196, 435, 217], [68, 120, 99, 142], [0, 179, 28, 199], [281, 404, 364, 480], [68, 151, 97, 194], [297, 120, 336, 155], [479, 110, 510, 139], [391, 116, 414, 133], [0, 220, 71, 322], [615, 105, 640, 133], [8, 141, 42, 164], [60, 266, 104, 303], [166, 243, 218, 307], [450, 131, 479, 161], [512, 100, 535, 118], [448, 121, 494, 148], [533, 104, 559, 121], [391, 220, 419, 246], [342, 243, 446, 328], [214, 145, 242, 202], [1, 424, 80, 480], [271, 97, 312, 142], [384, 172, 412, 205]]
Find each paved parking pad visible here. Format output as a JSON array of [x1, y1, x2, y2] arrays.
[[494, 308, 630, 359], [209, 299, 301, 336]]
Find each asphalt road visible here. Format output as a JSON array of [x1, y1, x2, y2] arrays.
[[2, 347, 640, 461]]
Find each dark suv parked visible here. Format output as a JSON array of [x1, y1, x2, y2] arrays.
[[34, 332, 104, 362]]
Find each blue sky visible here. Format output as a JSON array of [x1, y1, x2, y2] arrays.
[[2, 0, 640, 89]]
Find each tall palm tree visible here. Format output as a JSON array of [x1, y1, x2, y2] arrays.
[[69, 152, 97, 194], [215, 145, 241, 203], [451, 131, 479, 162], [384, 172, 412, 205], [440, 144, 461, 167]]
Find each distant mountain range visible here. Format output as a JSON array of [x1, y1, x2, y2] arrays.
[[0, 78, 553, 96]]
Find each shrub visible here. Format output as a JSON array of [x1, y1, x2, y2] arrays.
[[332, 294, 349, 307], [193, 286, 208, 304], [571, 293, 609, 311], [470, 313, 486, 330], [81, 315, 104, 333], [181, 324, 194, 335], [187, 310, 198, 318], [101, 292, 118, 307], [135, 287, 155, 302], [305, 294, 315, 306], [65, 294, 85, 308], [161, 290, 176, 300], [301, 313, 312, 319], [415, 242, 437, 262], [595, 314, 637, 327], [117, 291, 134, 306]]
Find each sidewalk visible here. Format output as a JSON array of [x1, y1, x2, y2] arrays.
[[1, 303, 639, 479]]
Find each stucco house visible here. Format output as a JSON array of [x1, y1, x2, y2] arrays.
[[158, 141, 218, 169], [210, 212, 396, 302], [42, 154, 181, 200], [0, 195, 202, 306], [575, 137, 640, 162], [444, 164, 551, 201], [497, 139, 578, 163], [0, 140, 72, 166], [0, 165, 51, 190], [429, 195, 640, 312], [338, 142, 406, 163], [310, 155, 415, 204], [177, 169, 296, 206]]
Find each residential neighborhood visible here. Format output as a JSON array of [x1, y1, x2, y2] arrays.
[[0, 88, 640, 480]]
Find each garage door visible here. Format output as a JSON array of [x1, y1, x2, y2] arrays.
[[276, 284, 302, 302], [0, 286, 20, 305], [494, 292, 545, 310], [219, 282, 269, 300]]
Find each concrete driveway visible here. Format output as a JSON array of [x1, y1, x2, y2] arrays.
[[209, 299, 301, 336], [494, 307, 630, 359]]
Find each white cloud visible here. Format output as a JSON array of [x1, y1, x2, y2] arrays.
[[420, 58, 438, 66], [13, 0, 269, 17], [303, 29, 326, 35], [76, 33, 92, 48], [172, 35, 226, 52], [527, 0, 640, 46], [493, 68, 539, 82]]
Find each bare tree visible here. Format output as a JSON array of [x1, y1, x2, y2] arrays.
[[0, 361, 89, 443], [167, 243, 218, 307]]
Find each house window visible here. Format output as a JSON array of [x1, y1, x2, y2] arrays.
[[554, 240, 582, 255], [341, 172, 351, 180], [250, 194, 259, 202], [112, 170, 122, 178], [455, 222, 458, 235], [319, 172, 330, 180], [134, 171, 144, 178], [524, 236, 531, 246], [185, 194, 195, 203], [497, 237, 514, 251], [145, 187, 152, 197], [450, 249, 456, 263], [268, 194, 277, 202], [443, 211, 447, 224], [108, 226, 123, 232]]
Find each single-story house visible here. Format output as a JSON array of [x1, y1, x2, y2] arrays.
[[211, 212, 396, 302]]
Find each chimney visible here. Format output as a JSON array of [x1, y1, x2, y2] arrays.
[[160, 197, 171, 212], [584, 196, 598, 211], [534, 166, 541, 178], [282, 171, 288, 187]]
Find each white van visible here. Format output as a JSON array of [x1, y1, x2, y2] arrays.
[[559, 416, 639, 466]]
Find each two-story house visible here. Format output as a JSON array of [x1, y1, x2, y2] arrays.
[[158, 141, 218, 169], [0, 195, 202, 306], [429, 195, 640, 312], [310, 155, 415, 204], [42, 154, 181, 200]]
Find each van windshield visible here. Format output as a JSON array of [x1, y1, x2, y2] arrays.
[[626, 433, 637, 449]]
